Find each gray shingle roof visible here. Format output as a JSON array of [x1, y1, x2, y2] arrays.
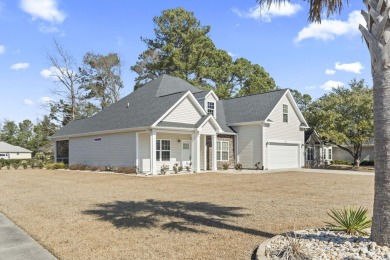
[[52, 75, 286, 138], [0, 142, 32, 153], [221, 89, 288, 125], [52, 75, 193, 138]]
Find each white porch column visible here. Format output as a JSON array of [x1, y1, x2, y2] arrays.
[[135, 132, 139, 172], [203, 135, 207, 171], [191, 131, 201, 172], [212, 134, 217, 171], [149, 131, 157, 175]]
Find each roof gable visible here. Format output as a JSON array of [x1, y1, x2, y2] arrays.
[[221, 89, 288, 125]]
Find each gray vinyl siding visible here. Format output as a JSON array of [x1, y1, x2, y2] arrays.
[[200, 121, 217, 135], [234, 125, 262, 169], [333, 145, 375, 162], [69, 132, 136, 167], [163, 97, 202, 124], [138, 132, 150, 172], [263, 95, 305, 168]]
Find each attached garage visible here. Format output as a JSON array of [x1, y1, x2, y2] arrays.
[[268, 142, 300, 169]]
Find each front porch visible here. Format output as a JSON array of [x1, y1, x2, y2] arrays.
[[136, 130, 219, 174]]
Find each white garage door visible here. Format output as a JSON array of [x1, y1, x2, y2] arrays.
[[268, 143, 299, 169]]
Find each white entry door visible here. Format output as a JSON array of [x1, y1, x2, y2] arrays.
[[181, 141, 191, 166], [268, 143, 300, 169]]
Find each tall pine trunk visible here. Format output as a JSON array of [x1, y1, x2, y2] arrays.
[[360, 0, 390, 245]]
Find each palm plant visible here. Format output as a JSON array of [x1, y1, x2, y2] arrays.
[[326, 207, 372, 236], [258, 0, 390, 245]]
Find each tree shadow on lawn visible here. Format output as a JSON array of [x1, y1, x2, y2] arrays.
[[83, 199, 275, 238]]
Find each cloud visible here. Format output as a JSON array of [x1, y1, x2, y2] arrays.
[[10, 62, 30, 70], [294, 10, 364, 42], [335, 61, 363, 74], [0, 45, 5, 55], [39, 24, 59, 33], [232, 2, 301, 22], [305, 85, 316, 90], [20, 0, 66, 23], [325, 69, 336, 75], [39, 96, 55, 105], [23, 99, 34, 105], [228, 52, 236, 57], [320, 80, 344, 91]]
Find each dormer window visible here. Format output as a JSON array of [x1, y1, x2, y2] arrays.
[[207, 102, 215, 117], [283, 104, 288, 123]]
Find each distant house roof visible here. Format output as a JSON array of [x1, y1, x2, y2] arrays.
[[221, 89, 288, 125], [0, 142, 32, 153]]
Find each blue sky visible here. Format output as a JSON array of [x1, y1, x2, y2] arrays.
[[0, 0, 370, 123]]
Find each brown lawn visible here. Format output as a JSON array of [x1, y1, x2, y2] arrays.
[[0, 170, 374, 260]]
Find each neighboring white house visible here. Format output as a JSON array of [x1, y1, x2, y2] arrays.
[[0, 142, 32, 159], [304, 129, 332, 168], [332, 142, 375, 163], [51, 75, 309, 173]]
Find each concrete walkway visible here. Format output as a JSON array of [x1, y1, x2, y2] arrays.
[[0, 213, 56, 260]]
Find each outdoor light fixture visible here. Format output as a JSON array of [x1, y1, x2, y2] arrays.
[[178, 139, 181, 143]]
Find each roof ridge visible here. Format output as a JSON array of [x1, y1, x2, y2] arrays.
[[222, 89, 287, 101]]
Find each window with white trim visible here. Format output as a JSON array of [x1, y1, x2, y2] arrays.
[[217, 141, 229, 161], [283, 104, 288, 123], [307, 147, 314, 161], [207, 102, 215, 116], [328, 148, 332, 160], [156, 140, 170, 161]]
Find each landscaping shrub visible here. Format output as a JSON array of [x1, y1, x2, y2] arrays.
[[0, 159, 4, 170], [222, 163, 229, 170], [21, 160, 28, 169], [234, 163, 242, 171], [331, 160, 353, 165], [69, 164, 87, 171], [325, 206, 371, 236], [116, 166, 137, 174], [45, 162, 66, 170], [5, 160, 10, 169], [34, 152, 46, 161], [11, 160, 20, 169], [360, 160, 374, 166], [35, 160, 44, 169]]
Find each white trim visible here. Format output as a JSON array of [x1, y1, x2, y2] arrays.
[[50, 127, 147, 140], [156, 139, 171, 162], [264, 90, 309, 127], [194, 132, 200, 172], [282, 103, 288, 123], [151, 127, 195, 134], [151, 91, 207, 127], [204, 90, 219, 101], [235, 134, 238, 164], [203, 135, 207, 170], [150, 131, 157, 175], [228, 121, 264, 127], [181, 140, 192, 167], [267, 140, 302, 145], [267, 141, 302, 169], [206, 101, 216, 117], [197, 115, 223, 133], [135, 132, 139, 170], [217, 141, 229, 161], [261, 126, 265, 169], [212, 135, 217, 171]]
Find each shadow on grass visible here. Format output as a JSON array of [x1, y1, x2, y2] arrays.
[[83, 199, 274, 238]]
